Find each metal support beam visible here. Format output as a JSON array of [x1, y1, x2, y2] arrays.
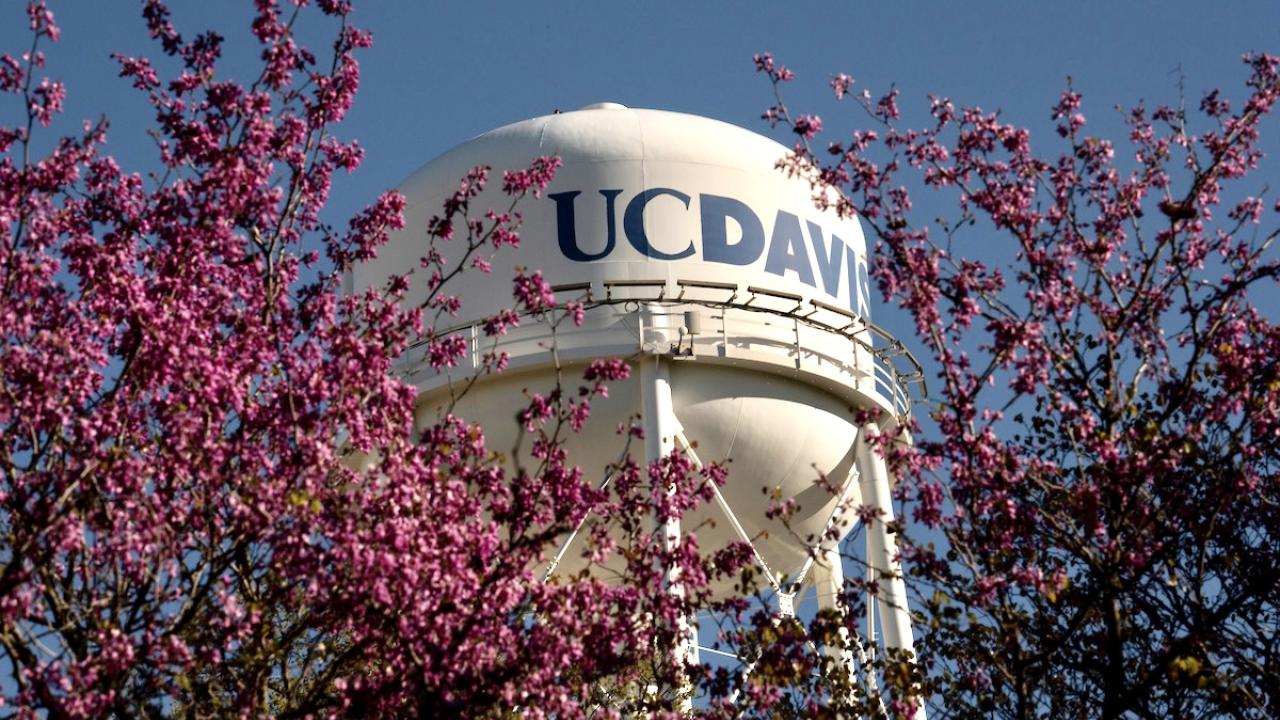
[[807, 428, 886, 716], [814, 538, 885, 716], [859, 422, 926, 719], [674, 432, 784, 597], [542, 463, 622, 583], [788, 438, 863, 595], [640, 346, 698, 708]]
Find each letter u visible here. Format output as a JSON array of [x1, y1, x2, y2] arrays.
[[550, 189, 624, 262]]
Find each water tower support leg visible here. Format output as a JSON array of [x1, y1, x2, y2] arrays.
[[859, 421, 926, 719], [813, 541, 860, 708], [640, 355, 699, 702], [810, 442, 885, 715]]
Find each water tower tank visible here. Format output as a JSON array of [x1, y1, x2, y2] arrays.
[[350, 104, 926, 702]]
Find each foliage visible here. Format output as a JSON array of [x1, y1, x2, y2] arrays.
[[8, 1, 1277, 718], [756, 45, 1280, 720], [0, 2, 758, 716]]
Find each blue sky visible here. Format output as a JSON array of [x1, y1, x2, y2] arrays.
[[9, 1, 1277, 218], [6, 0, 1276, 348]]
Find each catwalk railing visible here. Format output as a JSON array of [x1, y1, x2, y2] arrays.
[[404, 278, 927, 416]]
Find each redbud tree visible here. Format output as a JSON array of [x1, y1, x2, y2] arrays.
[[0, 2, 767, 716], [10, 1, 1276, 718], [756, 48, 1280, 719]]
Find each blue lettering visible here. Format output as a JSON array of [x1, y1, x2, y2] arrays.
[[700, 194, 765, 265], [552, 188, 866, 318], [624, 188, 695, 260], [550, 189, 623, 262], [764, 211, 816, 287], [807, 220, 844, 297], [847, 245, 871, 317]]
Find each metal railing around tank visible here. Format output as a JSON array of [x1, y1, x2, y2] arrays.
[[404, 278, 928, 417]]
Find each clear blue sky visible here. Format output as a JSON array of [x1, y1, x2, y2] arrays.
[[3, 0, 1278, 343], [9, 1, 1277, 215]]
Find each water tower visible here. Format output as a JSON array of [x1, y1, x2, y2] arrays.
[[350, 103, 927, 714]]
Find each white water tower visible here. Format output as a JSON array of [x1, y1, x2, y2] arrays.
[[351, 103, 927, 714]]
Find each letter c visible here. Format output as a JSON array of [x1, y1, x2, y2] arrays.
[[623, 188, 695, 260]]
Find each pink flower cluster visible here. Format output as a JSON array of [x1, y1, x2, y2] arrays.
[[757, 49, 1280, 718], [1, 4, 784, 716]]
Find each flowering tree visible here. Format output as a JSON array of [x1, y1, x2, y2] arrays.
[[11, 2, 1276, 718], [0, 2, 768, 716], [756, 48, 1280, 719]]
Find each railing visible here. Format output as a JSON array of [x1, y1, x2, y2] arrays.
[[404, 279, 928, 417]]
